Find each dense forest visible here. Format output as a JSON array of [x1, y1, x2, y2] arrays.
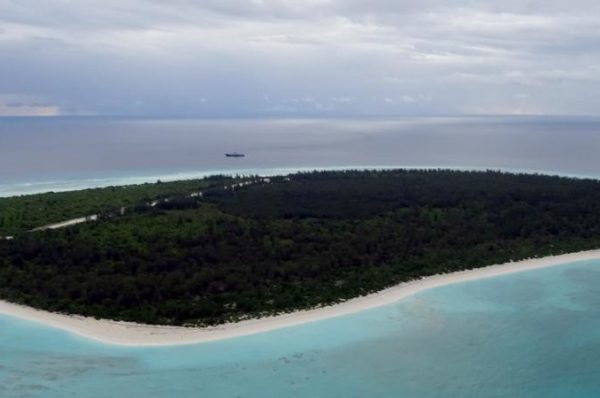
[[0, 176, 231, 236], [1, 169, 600, 326]]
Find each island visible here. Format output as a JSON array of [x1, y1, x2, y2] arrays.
[[1, 169, 600, 331]]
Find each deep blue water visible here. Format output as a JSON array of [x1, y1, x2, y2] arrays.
[[1, 116, 600, 196], [1, 260, 600, 398]]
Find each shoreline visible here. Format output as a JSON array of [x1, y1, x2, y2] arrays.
[[2, 165, 597, 198], [1, 249, 599, 346]]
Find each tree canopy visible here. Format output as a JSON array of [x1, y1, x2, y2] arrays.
[[1, 169, 599, 326]]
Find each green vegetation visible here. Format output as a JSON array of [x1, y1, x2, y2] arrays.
[[1, 169, 600, 326], [0, 176, 231, 236]]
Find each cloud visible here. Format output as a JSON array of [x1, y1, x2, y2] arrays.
[[0, 94, 61, 116], [1, 1, 600, 116]]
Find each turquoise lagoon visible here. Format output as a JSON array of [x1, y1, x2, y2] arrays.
[[2, 260, 600, 397]]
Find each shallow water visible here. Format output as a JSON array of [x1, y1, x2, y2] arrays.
[[1, 260, 600, 397], [3, 116, 600, 396], [2, 116, 600, 196]]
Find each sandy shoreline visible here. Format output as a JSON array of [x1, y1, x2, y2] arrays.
[[1, 249, 599, 347]]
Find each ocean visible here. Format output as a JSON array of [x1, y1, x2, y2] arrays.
[[1, 260, 600, 397], [2, 116, 600, 397], [1, 116, 600, 196]]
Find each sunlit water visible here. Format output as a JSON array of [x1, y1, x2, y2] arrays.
[[1, 260, 600, 397], [1, 116, 600, 196]]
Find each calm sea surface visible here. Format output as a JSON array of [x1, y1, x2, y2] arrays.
[[1, 116, 600, 196], [2, 117, 600, 397], [1, 260, 600, 397]]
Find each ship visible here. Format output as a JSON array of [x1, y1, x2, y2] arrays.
[[225, 152, 245, 158]]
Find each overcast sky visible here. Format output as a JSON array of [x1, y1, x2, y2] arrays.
[[1, 0, 600, 117]]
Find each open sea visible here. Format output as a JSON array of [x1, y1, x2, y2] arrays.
[[1, 116, 600, 196], [1, 116, 600, 397]]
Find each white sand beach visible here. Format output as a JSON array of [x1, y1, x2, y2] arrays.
[[0, 249, 599, 347]]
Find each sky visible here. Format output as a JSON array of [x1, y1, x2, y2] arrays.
[[1, 0, 600, 117]]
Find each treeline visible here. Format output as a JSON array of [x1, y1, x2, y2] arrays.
[[0, 175, 232, 236], [1, 169, 600, 325]]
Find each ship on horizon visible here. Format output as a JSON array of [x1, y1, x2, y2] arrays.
[[225, 152, 245, 158]]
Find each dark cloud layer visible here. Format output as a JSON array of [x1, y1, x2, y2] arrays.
[[1, 0, 599, 116]]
